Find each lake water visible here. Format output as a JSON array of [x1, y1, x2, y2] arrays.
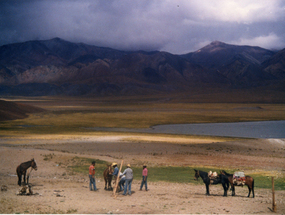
[[88, 120, 285, 138]]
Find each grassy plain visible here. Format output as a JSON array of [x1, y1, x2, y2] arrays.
[[1, 96, 285, 135]]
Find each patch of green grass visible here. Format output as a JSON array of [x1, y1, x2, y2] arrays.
[[69, 160, 285, 190], [250, 175, 285, 190], [68, 157, 110, 176], [67, 158, 285, 190]]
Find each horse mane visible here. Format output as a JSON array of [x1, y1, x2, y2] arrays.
[[196, 169, 208, 175], [221, 170, 233, 176], [21, 159, 33, 165]]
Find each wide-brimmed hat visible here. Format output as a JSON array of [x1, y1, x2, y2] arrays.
[[112, 162, 117, 166], [127, 164, 131, 167]]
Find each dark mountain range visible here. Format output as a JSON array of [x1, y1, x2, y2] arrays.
[[0, 38, 284, 98]]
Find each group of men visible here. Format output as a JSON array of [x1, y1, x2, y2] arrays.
[[89, 161, 148, 196]]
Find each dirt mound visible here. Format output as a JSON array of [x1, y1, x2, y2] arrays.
[[0, 99, 44, 121]]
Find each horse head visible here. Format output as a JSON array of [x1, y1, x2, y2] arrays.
[[107, 164, 113, 175], [194, 169, 200, 180], [31, 159, 37, 171]]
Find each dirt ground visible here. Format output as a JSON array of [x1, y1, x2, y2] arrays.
[[0, 135, 285, 214]]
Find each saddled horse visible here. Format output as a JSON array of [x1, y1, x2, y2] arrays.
[[194, 169, 229, 196], [103, 164, 113, 190], [221, 170, 255, 198], [16, 159, 37, 186]]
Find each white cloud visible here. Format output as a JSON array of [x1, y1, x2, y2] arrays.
[[231, 33, 285, 49], [182, 0, 285, 23]]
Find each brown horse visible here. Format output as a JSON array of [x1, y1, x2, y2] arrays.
[[221, 170, 255, 198], [16, 159, 37, 186], [103, 164, 113, 190]]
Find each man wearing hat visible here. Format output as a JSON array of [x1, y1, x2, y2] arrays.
[[140, 164, 148, 191], [112, 163, 119, 177], [122, 164, 133, 196]]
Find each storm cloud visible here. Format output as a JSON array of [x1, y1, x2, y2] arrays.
[[1, 0, 285, 54]]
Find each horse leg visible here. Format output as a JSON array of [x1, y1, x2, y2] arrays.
[[16, 166, 21, 186], [107, 180, 110, 190], [231, 184, 235, 196], [26, 168, 33, 185], [18, 174, 22, 186], [110, 176, 113, 190], [104, 179, 107, 190], [222, 183, 227, 196], [205, 183, 210, 195], [23, 171, 27, 185], [247, 185, 251, 198], [27, 175, 30, 185], [109, 179, 113, 190]]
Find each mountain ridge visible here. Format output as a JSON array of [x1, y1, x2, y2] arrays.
[[0, 38, 284, 100]]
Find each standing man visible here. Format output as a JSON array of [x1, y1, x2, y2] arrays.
[[89, 161, 97, 191], [140, 164, 148, 191], [122, 164, 133, 196]]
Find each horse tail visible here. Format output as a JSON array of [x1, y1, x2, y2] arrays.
[[252, 178, 254, 189]]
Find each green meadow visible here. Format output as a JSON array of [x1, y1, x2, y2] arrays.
[[68, 157, 285, 191]]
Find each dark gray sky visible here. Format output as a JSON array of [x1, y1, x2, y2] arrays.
[[1, 0, 285, 54]]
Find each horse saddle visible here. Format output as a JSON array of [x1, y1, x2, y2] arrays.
[[233, 171, 246, 186], [208, 171, 219, 184]]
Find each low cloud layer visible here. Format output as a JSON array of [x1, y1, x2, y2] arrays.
[[1, 0, 285, 54]]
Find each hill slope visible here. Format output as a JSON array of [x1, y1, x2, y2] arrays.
[[0, 99, 44, 121]]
